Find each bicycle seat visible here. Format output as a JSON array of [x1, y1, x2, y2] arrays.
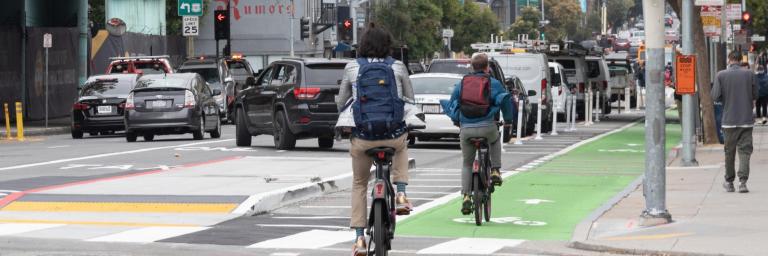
[[468, 137, 488, 144]]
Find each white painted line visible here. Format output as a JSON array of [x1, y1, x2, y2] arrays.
[[243, 156, 349, 161], [256, 224, 349, 230], [270, 253, 299, 256], [271, 216, 348, 220], [0, 224, 65, 236], [0, 139, 234, 171], [405, 191, 453, 195], [407, 198, 436, 201], [47, 145, 70, 149], [417, 238, 525, 255], [87, 226, 209, 243], [409, 179, 458, 182], [414, 168, 462, 172], [299, 205, 351, 209], [416, 173, 460, 176], [407, 185, 461, 188], [248, 229, 354, 249]]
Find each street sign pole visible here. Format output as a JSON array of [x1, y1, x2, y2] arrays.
[[43, 33, 51, 132], [682, 0, 699, 166], [290, 0, 295, 57], [641, 0, 672, 226]]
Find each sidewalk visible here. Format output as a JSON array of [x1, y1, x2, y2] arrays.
[[0, 117, 70, 138], [572, 126, 768, 256]]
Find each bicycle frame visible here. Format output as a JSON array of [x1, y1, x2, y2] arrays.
[[367, 150, 396, 255]]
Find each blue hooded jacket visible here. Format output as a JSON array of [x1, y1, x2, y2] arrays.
[[440, 71, 515, 127]]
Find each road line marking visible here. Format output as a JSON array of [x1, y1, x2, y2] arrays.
[[2, 202, 238, 213], [415, 173, 460, 176], [602, 232, 695, 241], [409, 179, 458, 182], [0, 139, 234, 171], [405, 191, 453, 195], [416, 238, 525, 255], [270, 253, 300, 256], [256, 224, 349, 229], [248, 229, 354, 249], [0, 219, 198, 227], [47, 145, 70, 149], [407, 185, 460, 188], [0, 223, 65, 236], [87, 226, 209, 243], [299, 205, 351, 209], [407, 198, 436, 201], [271, 216, 348, 220]]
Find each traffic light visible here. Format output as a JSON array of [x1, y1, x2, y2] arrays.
[[300, 17, 310, 40], [214, 10, 230, 40], [742, 11, 751, 26], [337, 6, 352, 43], [750, 43, 757, 53]]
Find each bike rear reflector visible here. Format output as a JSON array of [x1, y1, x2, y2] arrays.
[[377, 151, 385, 160], [374, 183, 385, 198]]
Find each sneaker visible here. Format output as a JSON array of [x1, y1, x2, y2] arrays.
[[723, 182, 735, 192], [395, 192, 412, 215], [352, 236, 367, 256], [490, 168, 502, 186], [762, 118, 767, 125], [461, 194, 472, 215], [738, 183, 749, 193]]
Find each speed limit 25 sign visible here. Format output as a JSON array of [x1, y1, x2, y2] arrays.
[[183, 16, 199, 36]]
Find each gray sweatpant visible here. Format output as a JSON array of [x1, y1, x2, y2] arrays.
[[459, 125, 501, 195], [723, 127, 753, 183]]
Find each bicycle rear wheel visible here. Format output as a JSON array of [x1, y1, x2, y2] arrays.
[[373, 201, 388, 256], [473, 175, 482, 226], [484, 191, 492, 222]]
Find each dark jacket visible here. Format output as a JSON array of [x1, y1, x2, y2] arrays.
[[711, 64, 758, 127], [757, 72, 768, 98]]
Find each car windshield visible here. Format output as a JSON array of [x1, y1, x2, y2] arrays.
[[228, 61, 251, 76], [81, 79, 134, 96], [305, 64, 346, 85], [179, 67, 218, 84], [411, 77, 460, 95], [134, 62, 167, 74], [135, 78, 189, 89], [586, 61, 601, 78], [554, 59, 576, 69], [428, 61, 471, 75]]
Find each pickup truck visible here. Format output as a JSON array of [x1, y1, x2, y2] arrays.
[[605, 52, 636, 108]]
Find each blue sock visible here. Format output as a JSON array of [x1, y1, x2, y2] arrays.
[[355, 228, 365, 238], [395, 182, 407, 195]]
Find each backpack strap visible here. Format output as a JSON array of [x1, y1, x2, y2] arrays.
[[384, 57, 395, 66], [356, 58, 369, 66]]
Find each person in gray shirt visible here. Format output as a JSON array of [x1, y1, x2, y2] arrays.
[[711, 52, 758, 193]]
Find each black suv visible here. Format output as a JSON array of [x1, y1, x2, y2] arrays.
[[178, 57, 235, 122], [224, 55, 256, 102], [235, 58, 351, 150]]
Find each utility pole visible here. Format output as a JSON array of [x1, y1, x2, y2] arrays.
[[601, 0, 607, 36], [641, 0, 672, 226], [681, 0, 698, 166], [290, 0, 295, 57]]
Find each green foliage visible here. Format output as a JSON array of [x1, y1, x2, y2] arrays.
[[543, 0, 582, 41], [606, 0, 634, 33], [507, 6, 540, 40]]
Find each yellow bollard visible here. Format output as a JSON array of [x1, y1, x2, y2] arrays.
[[14, 102, 23, 141], [4, 103, 10, 140]]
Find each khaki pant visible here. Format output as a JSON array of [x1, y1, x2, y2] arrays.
[[723, 127, 753, 183], [460, 125, 501, 195], [349, 133, 409, 228]]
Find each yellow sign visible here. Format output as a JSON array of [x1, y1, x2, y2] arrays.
[[676, 55, 696, 95]]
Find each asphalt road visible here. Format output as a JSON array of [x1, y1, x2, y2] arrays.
[[0, 112, 642, 256]]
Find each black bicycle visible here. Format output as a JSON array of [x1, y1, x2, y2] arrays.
[[366, 147, 397, 256], [468, 137, 493, 226]]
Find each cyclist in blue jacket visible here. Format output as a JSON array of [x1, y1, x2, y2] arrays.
[[442, 53, 515, 215]]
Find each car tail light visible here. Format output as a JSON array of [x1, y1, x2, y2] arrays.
[[578, 82, 585, 93], [374, 182, 385, 198], [294, 87, 321, 100], [73, 103, 89, 110], [299, 116, 311, 124], [602, 81, 608, 90], [541, 79, 548, 102], [558, 86, 563, 96], [125, 93, 135, 110], [118, 103, 126, 109], [184, 90, 196, 108]]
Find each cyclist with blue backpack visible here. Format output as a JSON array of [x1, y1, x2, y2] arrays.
[[336, 23, 415, 255], [443, 53, 514, 215]]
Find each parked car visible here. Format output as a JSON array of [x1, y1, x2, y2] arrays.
[[504, 75, 535, 138], [234, 58, 351, 150], [605, 52, 636, 107], [71, 74, 140, 138], [178, 57, 235, 123], [124, 73, 222, 142], [487, 52, 553, 133], [585, 56, 612, 115], [408, 62, 426, 74], [225, 54, 256, 111], [408, 73, 461, 145], [549, 55, 588, 119], [105, 55, 173, 75], [549, 62, 570, 119]]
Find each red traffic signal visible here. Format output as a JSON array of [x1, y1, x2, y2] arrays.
[[742, 11, 751, 24], [214, 10, 230, 40], [343, 18, 353, 30], [217, 13, 226, 22]]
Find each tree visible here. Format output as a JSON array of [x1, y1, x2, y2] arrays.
[[507, 6, 540, 41], [607, 0, 634, 33], [543, 0, 582, 41], [451, 2, 500, 53], [374, 0, 442, 60]]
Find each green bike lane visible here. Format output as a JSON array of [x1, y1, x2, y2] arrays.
[[396, 121, 682, 241]]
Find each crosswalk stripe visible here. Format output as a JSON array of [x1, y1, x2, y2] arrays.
[[248, 229, 354, 249], [0, 223, 65, 236], [86, 226, 209, 243], [416, 238, 525, 255]]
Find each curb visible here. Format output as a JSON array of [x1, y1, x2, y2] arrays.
[[0, 126, 70, 137], [568, 241, 733, 256], [234, 158, 416, 216], [570, 175, 643, 241]]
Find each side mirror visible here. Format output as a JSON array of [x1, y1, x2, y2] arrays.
[[212, 88, 222, 96], [224, 77, 234, 84], [528, 90, 537, 97], [245, 77, 256, 87], [504, 78, 515, 87]]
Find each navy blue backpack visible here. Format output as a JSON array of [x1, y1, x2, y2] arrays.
[[352, 57, 405, 140]]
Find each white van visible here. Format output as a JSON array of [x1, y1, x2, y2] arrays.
[[488, 52, 553, 132], [585, 56, 612, 114], [549, 62, 569, 117], [549, 56, 588, 118]]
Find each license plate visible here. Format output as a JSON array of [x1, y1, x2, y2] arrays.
[[422, 104, 442, 114], [97, 105, 112, 114], [149, 100, 169, 108]]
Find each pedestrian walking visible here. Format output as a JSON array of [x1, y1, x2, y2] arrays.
[[756, 65, 768, 125], [711, 52, 759, 193]]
